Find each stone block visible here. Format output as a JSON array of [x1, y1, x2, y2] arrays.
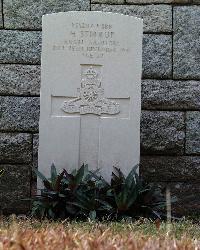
[[0, 30, 41, 64], [173, 6, 200, 79], [91, 0, 124, 3], [143, 35, 172, 79], [0, 1, 3, 28], [0, 133, 32, 164], [3, 0, 41, 29], [141, 156, 200, 181], [186, 112, 200, 155], [0, 65, 40, 96], [33, 134, 39, 170], [142, 80, 200, 110], [0, 96, 40, 132], [0, 164, 31, 214], [126, 0, 189, 3], [4, 0, 90, 29], [156, 182, 200, 215], [141, 111, 185, 155], [91, 4, 172, 33], [42, 0, 90, 15]]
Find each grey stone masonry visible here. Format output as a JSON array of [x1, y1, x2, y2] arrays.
[[91, 5, 172, 33], [186, 112, 200, 155], [92, 0, 190, 3], [92, 0, 124, 3], [0, 96, 39, 132], [0, 1, 3, 28], [3, 0, 90, 30], [33, 134, 39, 170], [0, 164, 31, 214], [0, 30, 41, 64], [173, 7, 200, 79], [0, 133, 32, 163], [42, 0, 90, 15], [0, 65, 40, 96], [141, 156, 200, 181], [143, 35, 172, 79], [142, 80, 200, 110], [126, 0, 189, 3], [3, 0, 41, 30], [169, 182, 200, 215], [32, 133, 39, 181], [154, 182, 200, 215], [141, 111, 185, 155]]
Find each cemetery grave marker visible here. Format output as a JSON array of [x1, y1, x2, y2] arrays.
[[38, 11, 143, 185]]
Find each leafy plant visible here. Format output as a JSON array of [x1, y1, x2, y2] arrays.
[[32, 164, 68, 219], [102, 166, 167, 219], [0, 169, 4, 177], [32, 164, 172, 221]]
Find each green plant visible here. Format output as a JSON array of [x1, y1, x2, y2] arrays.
[[32, 164, 170, 221], [32, 164, 67, 219], [0, 169, 4, 177], [108, 166, 167, 219], [33, 164, 90, 218]]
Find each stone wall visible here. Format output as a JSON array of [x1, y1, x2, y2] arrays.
[[0, 0, 200, 214]]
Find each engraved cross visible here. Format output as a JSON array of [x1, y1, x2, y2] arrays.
[[52, 65, 130, 169]]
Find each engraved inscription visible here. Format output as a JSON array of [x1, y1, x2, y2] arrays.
[[61, 65, 120, 116], [52, 22, 130, 59]]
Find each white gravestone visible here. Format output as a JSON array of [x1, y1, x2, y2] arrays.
[[39, 11, 143, 183]]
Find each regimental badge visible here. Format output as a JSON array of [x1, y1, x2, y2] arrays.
[[61, 65, 120, 116]]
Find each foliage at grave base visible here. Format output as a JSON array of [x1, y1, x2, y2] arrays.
[[32, 164, 169, 221], [0, 168, 4, 177]]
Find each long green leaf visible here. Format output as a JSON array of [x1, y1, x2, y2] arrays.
[[127, 189, 138, 208], [51, 163, 57, 182], [34, 169, 48, 182], [95, 199, 113, 211], [68, 201, 88, 211], [0, 169, 4, 177], [34, 168, 52, 190], [75, 164, 85, 180]]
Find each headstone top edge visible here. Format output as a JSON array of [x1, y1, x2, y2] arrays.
[[42, 11, 143, 23]]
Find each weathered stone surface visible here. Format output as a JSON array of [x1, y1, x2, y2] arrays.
[[142, 80, 200, 110], [0, 65, 40, 96], [31, 179, 37, 197], [92, 0, 124, 3], [143, 35, 172, 78], [0, 96, 40, 132], [141, 156, 200, 181], [186, 112, 200, 155], [170, 183, 200, 215], [42, 0, 90, 15], [141, 111, 185, 155], [126, 0, 189, 3], [173, 7, 200, 79], [91, 4, 172, 33], [0, 164, 31, 214], [4, 0, 41, 29], [0, 1, 3, 28], [0, 133, 32, 163], [155, 182, 200, 215], [33, 134, 39, 170], [4, 0, 90, 29], [0, 30, 41, 64]]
